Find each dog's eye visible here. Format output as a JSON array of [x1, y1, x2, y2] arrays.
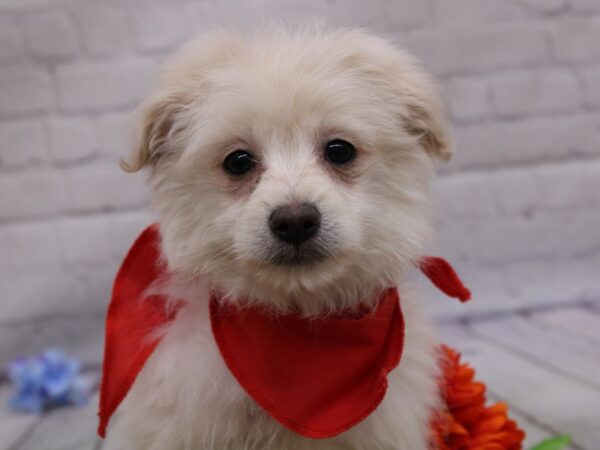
[[223, 150, 255, 175], [324, 139, 356, 165]]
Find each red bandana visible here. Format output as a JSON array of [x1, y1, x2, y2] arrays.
[[97, 224, 470, 439]]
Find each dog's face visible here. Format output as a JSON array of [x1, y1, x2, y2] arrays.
[[126, 28, 452, 314]]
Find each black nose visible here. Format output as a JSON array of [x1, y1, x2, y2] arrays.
[[269, 204, 321, 246]]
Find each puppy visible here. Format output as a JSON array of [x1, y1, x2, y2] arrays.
[[104, 25, 453, 450]]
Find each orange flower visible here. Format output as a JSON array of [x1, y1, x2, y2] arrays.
[[431, 346, 525, 450]]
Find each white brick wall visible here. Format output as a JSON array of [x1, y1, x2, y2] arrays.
[[490, 69, 582, 118], [75, 5, 133, 58], [23, 11, 79, 59], [0, 0, 599, 350], [48, 116, 97, 162], [0, 64, 53, 114], [0, 119, 46, 167], [56, 59, 154, 111]]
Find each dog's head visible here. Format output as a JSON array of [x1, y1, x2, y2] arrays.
[[125, 27, 452, 314]]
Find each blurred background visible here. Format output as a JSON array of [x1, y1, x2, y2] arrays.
[[0, 0, 598, 449]]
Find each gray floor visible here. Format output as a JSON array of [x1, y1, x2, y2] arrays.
[[1, 302, 599, 450]]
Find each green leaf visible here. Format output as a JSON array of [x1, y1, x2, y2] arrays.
[[529, 435, 571, 450]]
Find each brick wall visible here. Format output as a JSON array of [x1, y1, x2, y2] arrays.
[[0, 0, 599, 358]]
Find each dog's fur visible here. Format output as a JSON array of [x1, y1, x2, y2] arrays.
[[104, 25, 453, 450]]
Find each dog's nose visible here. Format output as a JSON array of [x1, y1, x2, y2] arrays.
[[269, 204, 321, 246]]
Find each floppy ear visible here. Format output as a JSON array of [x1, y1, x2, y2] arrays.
[[400, 76, 453, 162], [405, 95, 453, 162], [121, 94, 187, 172]]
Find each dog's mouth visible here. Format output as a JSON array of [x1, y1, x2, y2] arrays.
[[266, 242, 330, 267]]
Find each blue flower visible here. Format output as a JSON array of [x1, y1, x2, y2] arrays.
[[6, 348, 92, 414]]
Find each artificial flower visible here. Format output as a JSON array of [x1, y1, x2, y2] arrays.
[[431, 345, 525, 450], [6, 348, 93, 413]]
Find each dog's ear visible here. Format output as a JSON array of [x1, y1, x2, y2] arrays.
[[399, 75, 453, 162], [121, 94, 186, 172], [405, 95, 453, 162]]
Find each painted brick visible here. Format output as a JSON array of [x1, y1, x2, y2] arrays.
[[56, 216, 112, 267], [131, 5, 186, 52], [578, 65, 600, 108], [0, 316, 103, 368], [406, 23, 548, 75], [444, 77, 491, 122], [76, 5, 132, 58], [0, 270, 89, 322], [214, 0, 333, 27], [0, 18, 24, 62], [0, 65, 53, 115], [0, 0, 55, 12], [431, 219, 467, 266], [439, 166, 541, 218], [491, 70, 582, 118], [321, 1, 377, 28], [94, 112, 132, 159], [48, 116, 97, 162], [0, 119, 46, 168], [459, 209, 600, 265], [443, 161, 600, 221], [431, 0, 522, 23], [489, 168, 539, 217], [450, 114, 600, 170], [23, 11, 78, 59], [106, 211, 154, 260], [450, 119, 559, 170], [555, 254, 600, 301], [541, 209, 600, 259], [2, 222, 61, 269], [0, 171, 65, 221], [522, 0, 568, 13], [64, 165, 148, 212], [178, 1, 219, 32], [432, 174, 497, 220], [0, 229, 11, 271], [534, 160, 600, 210], [551, 17, 600, 63], [503, 260, 565, 304], [457, 216, 552, 264], [551, 114, 600, 158], [374, 0, 431, 29], [570, 0, 600, 12], [56, 59, 155, 112], [84, 267, 116, 313]]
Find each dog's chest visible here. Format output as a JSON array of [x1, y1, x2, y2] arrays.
[[121, 302, 273, 447], [120, 299, 437, 450]]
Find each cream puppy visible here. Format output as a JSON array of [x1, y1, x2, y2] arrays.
[[105, 26, 453, 450]]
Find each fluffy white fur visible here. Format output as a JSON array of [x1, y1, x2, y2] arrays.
[[105, 25, 453, 450]]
